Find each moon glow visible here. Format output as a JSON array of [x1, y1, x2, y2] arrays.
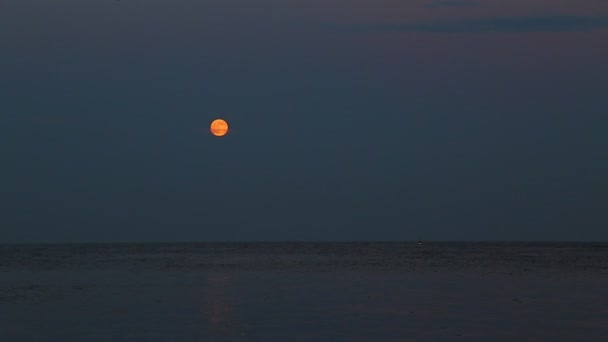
[[210, 119, 229, 137]]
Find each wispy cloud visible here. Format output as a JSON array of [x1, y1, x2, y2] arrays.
[[331, 15, 608, 33], [424, 1, 481, 9]]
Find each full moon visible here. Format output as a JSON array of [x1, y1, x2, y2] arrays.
[[210, 119, 229, 137]]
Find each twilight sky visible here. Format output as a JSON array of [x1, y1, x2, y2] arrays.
[[1, 0, 607, 242]]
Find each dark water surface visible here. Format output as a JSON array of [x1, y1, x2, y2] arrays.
[[1, 242, 608, 341]]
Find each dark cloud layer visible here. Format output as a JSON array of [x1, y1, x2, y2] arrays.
[[424, 1, 481, 9], [333, 15, 608, 33]]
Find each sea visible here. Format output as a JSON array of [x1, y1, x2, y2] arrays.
[[1, 242, 607, 341]]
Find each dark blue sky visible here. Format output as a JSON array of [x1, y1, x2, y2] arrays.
[[2, 0, 607, 242]]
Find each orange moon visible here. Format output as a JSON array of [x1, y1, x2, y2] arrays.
[[210, 119, 229, 137]]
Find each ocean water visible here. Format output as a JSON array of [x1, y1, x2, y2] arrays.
[[1, 242, 608, 341]]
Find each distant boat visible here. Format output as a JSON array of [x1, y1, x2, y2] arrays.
[[417, 235, 423, 245]]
